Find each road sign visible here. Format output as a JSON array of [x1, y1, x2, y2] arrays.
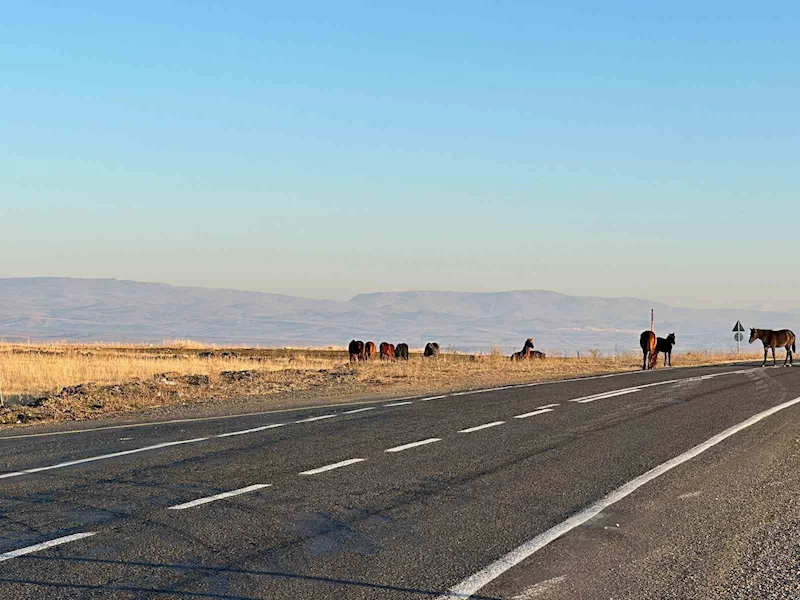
[[732, 321, 745, 332], [734, 332, 744, 342]]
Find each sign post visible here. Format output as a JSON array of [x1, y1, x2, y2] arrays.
[[733, 321, 745, 354]]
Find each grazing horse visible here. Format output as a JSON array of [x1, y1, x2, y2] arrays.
[[531, 350, 546, 359], [395, 343, 409, 361], [348, 340, 365, 362], [424, 342, 440, 357], [749, 328, 795, 367], [656, 333, 676, 367], [364, 341, 377, 360], [639, 330, 657, 370], [510, 338, 536, 361], [379, 342, 395, 360]]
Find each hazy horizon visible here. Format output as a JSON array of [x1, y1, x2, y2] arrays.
[[4, 3, 799, 310]]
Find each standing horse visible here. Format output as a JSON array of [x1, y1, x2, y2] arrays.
[[749, 328, 795, 366], [364, 341, 377, 360], [379, 342, 395, 360], [348, 340, 365, 362], [639, 330, 657, 370], [656, 333, 676, 367]]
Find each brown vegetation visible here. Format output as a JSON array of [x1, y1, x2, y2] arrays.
[[0, 341, 760, 427]]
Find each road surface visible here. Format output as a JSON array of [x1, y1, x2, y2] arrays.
[[1, 362, 798, 599]]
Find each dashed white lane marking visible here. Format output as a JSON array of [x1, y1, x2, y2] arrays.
[[342, 407, 377, 414], [513, 408, 554, 419], [299, 458, 366, 475], [216, 423, 287, 438], [536, 403, 560, 410], [459, 421, 505, 433], [0, 438, 209, 480], [574, 388, 642, 403], [511, 575, 567, 599], [435, 393, 800, 599], [168, 484, 271, 510], [0, 532, 97, 562], [295, 414, 337, 423], [384, 401, 413, 407], [419, 395, 447, 401], [385, 438, 442, 453]]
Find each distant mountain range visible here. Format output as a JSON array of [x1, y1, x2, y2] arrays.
[[0, 278, 797, 353]]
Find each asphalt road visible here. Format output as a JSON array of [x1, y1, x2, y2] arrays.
[[1, 362, 799, 599]]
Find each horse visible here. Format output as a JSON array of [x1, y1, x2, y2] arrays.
[[656, 333, 676, 367], [511, 338, 535, 361], [749, 328, 795, 367], [424, 342, 440, 357], [379, 342, 395, 360], [395, 343, 409, 361], [348, 340, 365, 362], [639, 330, 657, 370], [364, 341, 377, 360], [531, 350, 546, 359]]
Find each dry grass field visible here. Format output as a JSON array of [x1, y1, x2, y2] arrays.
[[0, 341, 761, 427]]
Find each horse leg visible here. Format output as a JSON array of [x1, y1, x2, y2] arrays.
[[772, 346, 777, 366], [763, 346, 767, 367], [642, 350, 646, 370]]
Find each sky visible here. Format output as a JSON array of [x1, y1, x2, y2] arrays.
[[2, 2, 799, 309]]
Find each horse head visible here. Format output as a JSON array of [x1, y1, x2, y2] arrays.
[[667, 333, 676, 346], [749, 328, 757, 344]]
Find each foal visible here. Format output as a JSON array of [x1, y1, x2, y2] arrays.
[[656, 333, 676, 367]]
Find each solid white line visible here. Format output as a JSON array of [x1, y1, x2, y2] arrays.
[[385, 438, 442, 453], [384, 401, 413, 407], [216, 423, 287, 437], [0, 437, 209, 480], [435, 394, 800, 599], [452, 387, 510, 397], [299, 458, 366, 475], [0, 366, 757, 441], [295, 414, 337, 423], [0, 532, 97, 562], [576, 388, 642, 403], [513, 408, 554, 419], [168, 484, 271, 510], [342, 407, 377, 414], [459, 421, 505, 433]]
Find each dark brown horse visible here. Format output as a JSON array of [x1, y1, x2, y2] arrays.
[[511, 338, 535, 361], [379, 342, 395, 360], [395, 343, 409, 361], [749, 328, 795, 366], [424, 342, 440, 357], [348, 340, 365, 362], [656, 333, 676, 367], [639, 330, 657, 370], [364, 341, 377, 360]]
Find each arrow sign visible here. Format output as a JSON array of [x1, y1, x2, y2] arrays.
[[732, 320, 745, 332]]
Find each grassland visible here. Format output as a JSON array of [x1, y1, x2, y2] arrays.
[[0, 341, 761, 427]]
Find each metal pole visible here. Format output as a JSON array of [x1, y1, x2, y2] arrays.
[[650, 309, 654, 332]]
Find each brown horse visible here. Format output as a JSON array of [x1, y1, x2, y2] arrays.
[[511, 338, 535, 361], [639, 330, 657, 370], [348, 340, 365, 362], [364, 341, 377, 360], [749, 328, 795, 366], [379, 342, 395, 360]]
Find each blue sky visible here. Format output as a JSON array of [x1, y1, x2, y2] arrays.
[[2, 2, 798, 308]]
